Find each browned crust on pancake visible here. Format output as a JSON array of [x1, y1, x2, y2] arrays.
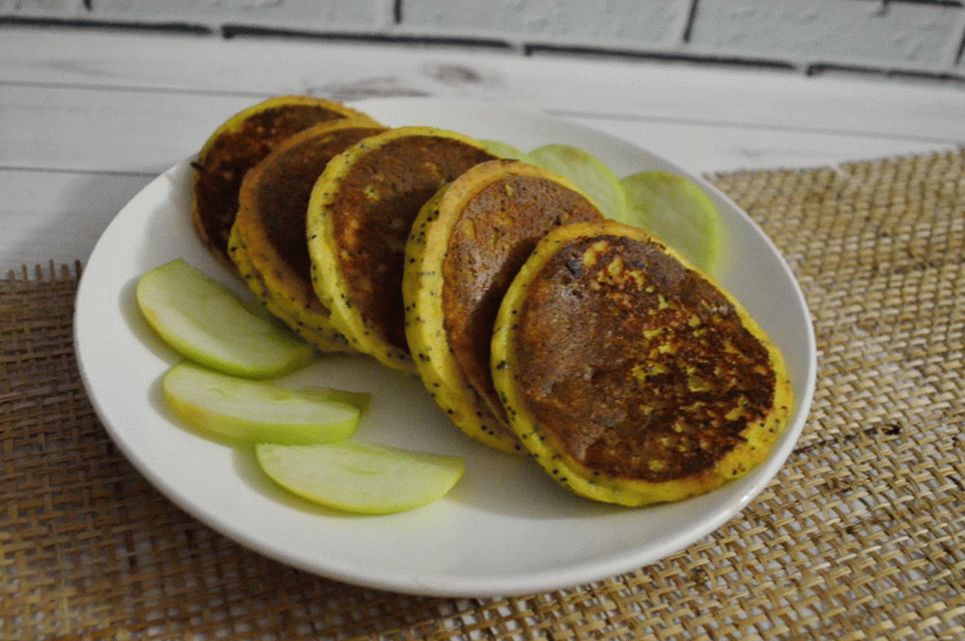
[[245, 124, 385, 278], [325, 133, 493, 354], [512, 233, 777, 483], [441, 163, 603, 425], [193, 97, 374, 268], [229, 224, 348, 351], [232, 120, 385, 351]]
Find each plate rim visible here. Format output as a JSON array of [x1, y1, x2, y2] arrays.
[[74, 97, 817, 597]]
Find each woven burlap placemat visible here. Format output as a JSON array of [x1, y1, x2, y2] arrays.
[[2, 149, 962, 640]]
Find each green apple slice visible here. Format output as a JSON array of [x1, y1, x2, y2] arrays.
[[256, 441, 465, 514], [479, 139, 526, 160], [620, 171, 724, 274], [527, 144, 628, 222], [136, 259, 313, 378], [162, 362, 364, 443]]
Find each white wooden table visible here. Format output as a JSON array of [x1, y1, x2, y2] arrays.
[[1, 27, 963, 272]]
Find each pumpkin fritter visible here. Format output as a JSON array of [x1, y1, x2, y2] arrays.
[[306, 127, 494, 371], [228, 226, 336, 351], [491, 221, 792, 506], [193, 95, 377, 269], [228, 226, 342, 350], [231, 119, 386, 352], [404, 160, 603, 452]]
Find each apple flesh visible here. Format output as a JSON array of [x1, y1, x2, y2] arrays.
[[620, 171, 724, 274], [527, 143, 629, 223], [255, 441, 465, 514], [163, 362, 365, 443], [136, 259, 313, 378]]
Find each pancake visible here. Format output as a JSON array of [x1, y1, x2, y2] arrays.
[[491, 221, 792, 506], [306, 127, 494, 371], [192, 95, 377, 269], [229, 223, 352, 352], [403, 160, 603, 452], [231, 119, 386, 352]]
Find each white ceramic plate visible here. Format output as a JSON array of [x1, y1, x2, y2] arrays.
[[75, 98, 815, 597]]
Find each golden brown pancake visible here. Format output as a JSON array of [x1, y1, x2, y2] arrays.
[[227, 226, 344, 350], [231, 119, 386, 352], [306, 127, 494, 371], [403, 160, 603, 452], [491, 221, 793, 506], [192, 95, 377, 269]]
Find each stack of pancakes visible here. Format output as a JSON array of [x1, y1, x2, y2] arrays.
[[191, 96, 792, 507]]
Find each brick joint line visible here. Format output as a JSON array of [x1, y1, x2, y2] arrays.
[[682, 0, 699, 43], [220, 24, 513, 50], [524, 43, 798, 71], [0, 15, 210, 35]]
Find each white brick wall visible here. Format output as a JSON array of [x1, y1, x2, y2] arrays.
[[0, 0, 88, 18], [2, 0, 964, 83], [688, 0, 965, 71], [399, 0, 688, 49], [89, 0, 393, 32]]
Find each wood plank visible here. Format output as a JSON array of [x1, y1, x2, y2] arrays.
[[0, 169, 152, 270], [1, 28, 963, 141], [562, 116, 956, 175], [0, 84, 254, 173], [0, 84, 954, 176]]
